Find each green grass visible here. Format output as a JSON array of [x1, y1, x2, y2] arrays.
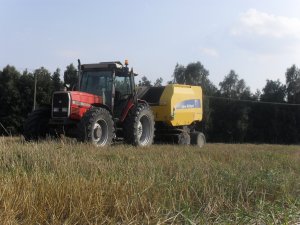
[[0, 137, 300, 224]]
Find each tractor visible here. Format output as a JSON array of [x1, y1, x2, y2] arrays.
[[24, 60, 155, 147], [23, 60, 206, 147]]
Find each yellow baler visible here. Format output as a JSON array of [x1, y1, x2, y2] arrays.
[[151, 84, 202, 126], [139, 84, 205, 147]]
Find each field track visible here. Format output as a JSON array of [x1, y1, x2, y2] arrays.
[[0, 137, 299, 224]]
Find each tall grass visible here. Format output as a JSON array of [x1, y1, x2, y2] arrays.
[[0, 136, 299, 224]]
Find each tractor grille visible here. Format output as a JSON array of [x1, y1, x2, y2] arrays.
[[52, 92, 70, 118]]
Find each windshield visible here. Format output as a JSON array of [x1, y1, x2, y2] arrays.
[[80, 70, 113, 106], [115, 76, 132, 97]]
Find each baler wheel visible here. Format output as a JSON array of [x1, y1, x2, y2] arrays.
[[178, 132, 191, 145], [191, 132, 206, 148]]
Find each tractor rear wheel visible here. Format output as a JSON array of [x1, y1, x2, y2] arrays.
[[191, 132, 206, 148], [23, 106, 51, 141], [124, 103, 155, 147], [77, 107, 114, 147]]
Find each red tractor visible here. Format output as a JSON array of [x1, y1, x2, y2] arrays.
[[23, 60, 155, 147]]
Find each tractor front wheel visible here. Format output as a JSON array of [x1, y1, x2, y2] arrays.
[[124, 103, 155, 147], [77, 107, 114, 147]]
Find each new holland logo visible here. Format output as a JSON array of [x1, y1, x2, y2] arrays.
[[175, 99, 201, 109]]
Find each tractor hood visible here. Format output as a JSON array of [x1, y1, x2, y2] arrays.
[[52, 91, 103, 120], [69, 91, 102, 120], [70, 91, 102, 106]]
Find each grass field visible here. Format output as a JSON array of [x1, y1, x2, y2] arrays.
[[0, 137, 299, 224]]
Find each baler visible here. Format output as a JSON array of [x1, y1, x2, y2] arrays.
[[139, 84, 205, 146]]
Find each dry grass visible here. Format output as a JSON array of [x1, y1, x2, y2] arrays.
[[0, 136, 300, 224]]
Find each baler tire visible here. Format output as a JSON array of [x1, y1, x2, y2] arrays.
[[23, 107, 51, 141], [77, 107, 114, 147], [178, 132, 191, 145], [191, 132, 206, 148], [123, 103, 155, 147]]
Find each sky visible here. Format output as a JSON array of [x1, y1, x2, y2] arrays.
[[1, 0, 300, 92]]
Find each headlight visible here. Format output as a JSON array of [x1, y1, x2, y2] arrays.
[[72, 100, 91, 107], [62, 108, 68, 112], [53, 107, 59, 112]]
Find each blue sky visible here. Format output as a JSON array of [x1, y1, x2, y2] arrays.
[[1, 0, 300, 91]]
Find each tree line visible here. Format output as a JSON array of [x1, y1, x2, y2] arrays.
[[0, 64, 77, 135], [0, 62, 300, 144]]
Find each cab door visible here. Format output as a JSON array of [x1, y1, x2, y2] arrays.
[[113, 76, 133, 119]]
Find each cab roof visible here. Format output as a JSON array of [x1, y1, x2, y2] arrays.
[[81, 61, 123, 70], [81, 61, 138, 76]]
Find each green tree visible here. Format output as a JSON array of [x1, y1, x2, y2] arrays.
[[64, 64, 78, 90], [285, 65, 300, 103], [138, 76, 152, 87], [17, 70, 35, 118], [219, 70, 251, 99], [153, 77, 163, 87], [260, 80, 286, 102], [52, 68, 63, 91], [0, 65, 22, 134], [253, 89, 261, 101], [285, 66, 300, 143], [33, 67, 53, 106], [173, 62, 217, 95], [172, 63, 186, 84]]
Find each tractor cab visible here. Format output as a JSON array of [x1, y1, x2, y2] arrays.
[[79, 61, 136, 118]]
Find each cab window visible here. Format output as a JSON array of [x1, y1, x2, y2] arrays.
[[115, 76, 132, 97]]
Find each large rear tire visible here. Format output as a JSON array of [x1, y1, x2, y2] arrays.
[[124, 103, 155, 147], [77, 107, 114, 147], [23, 107, 51, 141]]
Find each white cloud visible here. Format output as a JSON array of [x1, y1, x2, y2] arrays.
[[232, 9, 300, 39], [200, 47, 219, 57]]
